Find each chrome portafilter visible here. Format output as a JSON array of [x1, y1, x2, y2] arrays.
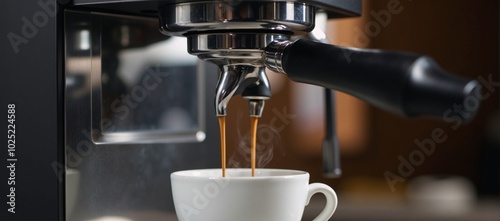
[[159, 1, 315, 117], [188, 33, 286, 117]]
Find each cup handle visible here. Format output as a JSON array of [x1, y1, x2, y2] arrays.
[[306, 183, 338, 221]]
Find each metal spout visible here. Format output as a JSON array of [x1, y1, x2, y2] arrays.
[[248, 100, 265, 117], [242, 67, 271, 118], [187, 33, 283, 117], [215, 65, 263, 116]]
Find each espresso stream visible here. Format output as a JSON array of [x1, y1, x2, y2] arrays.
[[218, 116, 259, 177], [250, 116, 258, 176], [217, 116, 227, 177]]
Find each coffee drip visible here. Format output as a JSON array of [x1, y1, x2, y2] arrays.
[[218, 116, 227, 177], [250, 116, 259, 176]]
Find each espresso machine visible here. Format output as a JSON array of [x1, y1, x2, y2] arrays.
[[1, 0, 480, 221]]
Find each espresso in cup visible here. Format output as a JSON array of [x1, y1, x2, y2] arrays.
[[171, 168, 338, 221]]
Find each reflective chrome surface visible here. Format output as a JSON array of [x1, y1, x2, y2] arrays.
[[159, 1, 315, 36], [188, 32, 290, 60], [264, 40, 293, 74], [242, 68, 270, 117], [188, 33, 286, 116], [214, 65, 257, 115], [189, 33, 281, 116], [188, 33, 289, 63], [65, 11, 218, 221], [248, 99, 265, 117], [160, 1, 314, 117]]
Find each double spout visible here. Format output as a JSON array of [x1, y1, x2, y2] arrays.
[[214, 65, 270, 117], [185, 32, 287, 118]]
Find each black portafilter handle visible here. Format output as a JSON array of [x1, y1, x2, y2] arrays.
[[265, 39, 481, 120]]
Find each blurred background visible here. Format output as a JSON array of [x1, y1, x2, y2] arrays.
[[224, 0, 499, 220]]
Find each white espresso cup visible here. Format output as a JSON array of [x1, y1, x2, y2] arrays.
[[171, 168, 338, 221]]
